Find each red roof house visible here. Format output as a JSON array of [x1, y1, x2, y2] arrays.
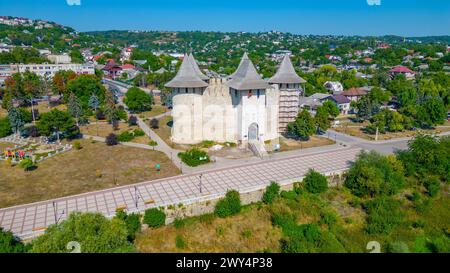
[[389, 66, 415, 74]]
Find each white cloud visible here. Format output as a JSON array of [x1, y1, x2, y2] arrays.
[[66, 0, 81, 6], [367, 0, 381, 5]]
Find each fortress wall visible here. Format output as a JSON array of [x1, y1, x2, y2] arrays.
[[202, 79, 237, 143]]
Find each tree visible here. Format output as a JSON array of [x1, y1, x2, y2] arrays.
[[262, 182, 280, 204], [314, 106, 331, 133], [88, 93, 100, 112], [148, 140, 158, 150], [66, 74, 106, 107], [287, 109, 315, 140], [345, 151, 405, 197], [8, 107, 25, 134], [104, 91, 119, 123], [0, 228, 28, 253], [128, 115, 138, 126], [67, 93, 83, 126], [53, 70, 77, 96], [303, 169, 328, 194], [105, 133, 118, 146], [115, 211, 142, 242], [30, 212, 135, 253], [355, 95, 379, 120], [322, 100, 340, 118], [150, 118, 159, 129], [37, 109, 78, 139], [416, 97, 447, 128], [22, 70, 42, 100], [0, 117, 12, 137], [124, 87, 153, 112], [396, 135, 449, 178]]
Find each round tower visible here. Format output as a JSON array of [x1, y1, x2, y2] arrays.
[[165, 53, 209, 144]]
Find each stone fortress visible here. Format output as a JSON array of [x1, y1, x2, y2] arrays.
[[165, 52, 306, 153]]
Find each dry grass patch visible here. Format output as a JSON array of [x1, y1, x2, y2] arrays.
[[334, 126, 450, 141], [0, 107, 7, 118], [0, 139, 180, 208], [139, 105, 169, 119], [135, 206, 282, 253], [276, 136, 335, 152], [80, 122, 151, 144]]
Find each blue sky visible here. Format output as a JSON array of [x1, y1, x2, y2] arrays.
[[0, 0, 449, 36]]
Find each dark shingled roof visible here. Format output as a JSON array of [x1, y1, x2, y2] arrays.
[[188, 53, 209, 81], [331, 94, 351, 104], [165, 54, 208, 88], [269, 54, 306, 84], [225, 53, 272, 90]]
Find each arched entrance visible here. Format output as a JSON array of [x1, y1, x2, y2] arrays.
[[248, 123, 259, 141]]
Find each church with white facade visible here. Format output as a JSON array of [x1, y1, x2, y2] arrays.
[[165, 52, 306, 148]]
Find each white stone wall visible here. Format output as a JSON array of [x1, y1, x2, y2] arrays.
[[171, 78, 279, 145]]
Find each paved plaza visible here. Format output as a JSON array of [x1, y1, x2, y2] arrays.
[[0, 147, 361, 239]]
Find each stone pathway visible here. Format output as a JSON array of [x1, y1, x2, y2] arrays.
[[0, 147, 361, 240]]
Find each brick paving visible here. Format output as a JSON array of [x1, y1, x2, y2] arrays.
[[0, 147, 361, 239]]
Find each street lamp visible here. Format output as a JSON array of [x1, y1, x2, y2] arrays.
[[199, 174, 203, 194]]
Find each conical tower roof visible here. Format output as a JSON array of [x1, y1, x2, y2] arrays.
[[188, 53, 209, 81], [225, 53, 272, 90], [228, 52, 249, 79], [165, 54, 208, 88], [269, 54, 306, 84]]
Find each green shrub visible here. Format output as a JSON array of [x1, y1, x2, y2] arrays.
[[423, 177, 441, 197], [175, 235, 186, 249], [241, 229, 252, 238], [413, 198, 432, 214], [262, 182, 280, 204], [271, 212, 297, 234], [117, 131, 135, 142], [387, 241, 410, 253], [303, 169, 328, 194], [214, 190, 241, 218], [115, 211, 141, 241], [365, 196, 404, 235], [199, 140, 215, 148], [0, 117, 12, 138], [133, 128, 145, 137], [280, 224, 321, 253], [173, 218, 186, 229], [143, 208, 166, 228], [0, 228, 28, 253], [345, 151, 405, 197], [280, 190, 297, 200], [105, 133, 118, 146], [73, 141, 82, 150], [178, 148, 210, 167], [319, 211, 338, 227], [30, 212, 135, 253], [19, 158, 36, 171]]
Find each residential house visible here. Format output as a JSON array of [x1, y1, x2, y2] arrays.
[[326, 94, 351, 115], [299, 93, 331, 113], [323, 81, 344, 94], [341, 87, 367, 102], [389, 66, 415, 79]]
